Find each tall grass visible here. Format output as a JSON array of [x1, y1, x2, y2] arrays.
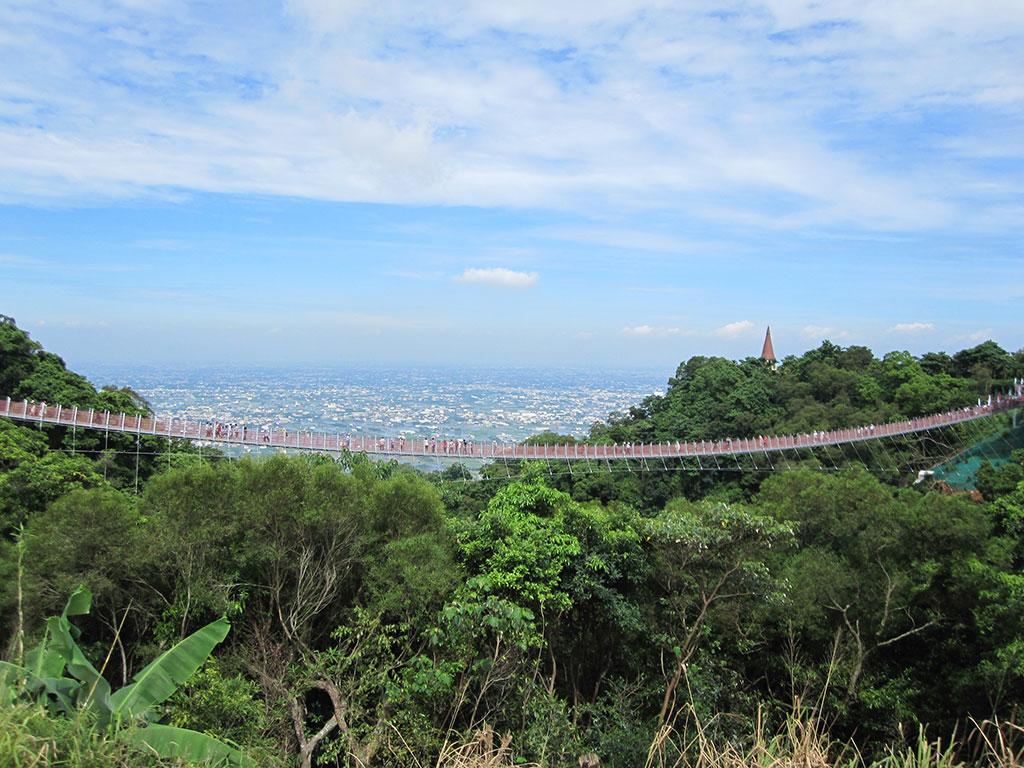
[[6, 696, 1024, 768], [0, 696, 239, 767], [642, 703, 1024, 768], [435, 724, 537, 768], [968, 719, 1024, 768], [0, 699, 160, 768]]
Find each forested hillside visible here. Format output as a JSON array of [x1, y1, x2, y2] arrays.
[[2, 316, 1024, 768], [520, 340, 1023, 512], [592, 340, 1020, 441]]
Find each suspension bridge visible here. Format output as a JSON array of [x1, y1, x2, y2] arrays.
[[3, 386, 1022, 476]]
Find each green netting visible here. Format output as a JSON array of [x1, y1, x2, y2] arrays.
[[933, 414, 1024, 489]]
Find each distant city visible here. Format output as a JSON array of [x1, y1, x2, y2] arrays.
[[78, 364, 668, 443]]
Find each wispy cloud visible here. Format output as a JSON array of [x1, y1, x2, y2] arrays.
[[0, 253, 44, 266], [712, 321, 756, 338], [35, 319, 107, 328], [81, 263, 150, 273], [0, 2, 1021, 232], [625, 285, 692, 295], [539, 227, 708, 254], [2, 2, 1022, 367], [888, 322, 935, 333], [621, 325, 682, 336], [951, 328, 995, 344], [802, 325, 850, 340], [381, 269, 444, 281], [131, 239, 189, 251], [319, 311, 448, 333], [453, 267, 539, 289], [623, 321, 764, 339]]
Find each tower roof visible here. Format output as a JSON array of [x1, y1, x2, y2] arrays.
[[760, 326, 776, 361]]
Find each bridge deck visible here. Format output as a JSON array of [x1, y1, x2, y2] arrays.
[[3, 390, 1022, 462]]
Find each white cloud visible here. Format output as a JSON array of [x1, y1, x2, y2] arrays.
[[621, 325, 682, 336], [453, 267, 538, 289], [888, 322, 936, 333], [711, 320, 756, 338], [34, 319, 107, 328], [802, 325, 850, 340], [626, 320, 761, 340], [0, 0, 1021, 231]]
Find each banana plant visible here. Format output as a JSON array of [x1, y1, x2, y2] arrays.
[[0, 584, 91, 716], [0, 586, 252, 766]]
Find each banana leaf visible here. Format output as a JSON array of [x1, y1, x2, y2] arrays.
[[129, 723, 253, 767], [5, 588, 244, 763], [0, 660, 77, 715], [4, 587, 97, 716], [61, 585, 93, 620], [25, 585, 92, 681], [45, 606, 113, 722], [109, 616, 230, 719]]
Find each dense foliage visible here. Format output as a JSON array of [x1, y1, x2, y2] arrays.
[[0, 316, 219, 537], [592, 339, 1022, 440], [1, 317, 1024, 767]]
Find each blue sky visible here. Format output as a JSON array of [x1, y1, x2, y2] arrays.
[[1, 0, 1022, 370]]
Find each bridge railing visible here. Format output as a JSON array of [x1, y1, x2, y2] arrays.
[[2, 392, 1022, 461]]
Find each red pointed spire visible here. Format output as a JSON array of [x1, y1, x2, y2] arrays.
[[760, 326, 775, 362]]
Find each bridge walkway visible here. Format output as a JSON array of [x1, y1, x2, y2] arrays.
[[3, 387, 1022, 463]]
